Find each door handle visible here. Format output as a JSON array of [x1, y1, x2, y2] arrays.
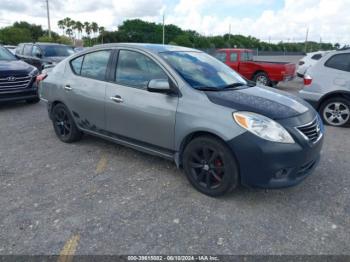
[[64, 85, 72, 91], [110, 95, 124, 103]]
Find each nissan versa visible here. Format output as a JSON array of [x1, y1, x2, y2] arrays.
[[39, 44, 324, 197]]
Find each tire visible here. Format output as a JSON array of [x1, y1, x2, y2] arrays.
[[51, 103, 82, 143], [182, 136, 239, 197], [253, 72, 271, 86], [319, 97, 350, 127], [26, 97, 40, 104]]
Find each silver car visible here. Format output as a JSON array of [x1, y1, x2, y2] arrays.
[[39, 43, 324, 197], [299, 49, 350, 127]]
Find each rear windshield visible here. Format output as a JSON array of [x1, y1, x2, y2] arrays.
[[41, 45, 74, 57], [0, 47, 17, 61]]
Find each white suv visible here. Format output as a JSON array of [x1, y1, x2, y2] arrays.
[[299, 50, 350, 127]]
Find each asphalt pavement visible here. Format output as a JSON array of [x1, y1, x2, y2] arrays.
[[0, 81, 349, 255]]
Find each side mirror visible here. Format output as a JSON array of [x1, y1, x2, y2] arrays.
[[35, 52, 42, 58], [147, 79, 171, 93]]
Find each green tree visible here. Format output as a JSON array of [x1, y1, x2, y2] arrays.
[[0, 26, 32, 45]]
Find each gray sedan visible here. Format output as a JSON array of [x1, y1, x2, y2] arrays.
[[39, 43, 323, 197]]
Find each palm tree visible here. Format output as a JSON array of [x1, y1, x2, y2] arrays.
[[98, 26, 105, 44], [84, 22, 91, 45], [57, 20, 65, 36], [74, 21, 84, 40], [66, 19, 75, 39], [91, 22, 99, 43]]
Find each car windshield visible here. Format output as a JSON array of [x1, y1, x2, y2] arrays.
[[41, 45, 75, 57], [159, 51, 246, 90], [0, 47, 17, 61]]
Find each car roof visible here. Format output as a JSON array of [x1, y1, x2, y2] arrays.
[[20, 42, 71, 47], [91, 43, 199, 54]]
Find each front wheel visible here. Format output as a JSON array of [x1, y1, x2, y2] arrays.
[[182, 136, 239, 197], [319, 97, 350, 127], [52, 103, 82, 143]]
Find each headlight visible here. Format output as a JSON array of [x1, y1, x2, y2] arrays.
[[233, 111, 295, 144], [29, 68, 39, 76]]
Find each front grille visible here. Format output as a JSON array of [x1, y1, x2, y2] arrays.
[[0, 75, 33, 92], [296, 117, 322, 143]]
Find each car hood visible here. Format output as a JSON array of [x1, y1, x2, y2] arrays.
[[205, 86, 311, 120], [0, 60, 35, 77]]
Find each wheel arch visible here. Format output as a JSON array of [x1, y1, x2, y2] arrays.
[[48, 100, 67, 119], [317, 91, 350, 110], [176, 131, 239, 169], [252, 70, 269, 80]]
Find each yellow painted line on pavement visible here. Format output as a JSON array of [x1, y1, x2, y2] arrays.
[[57, 234, 80, 262], [95, 155, 108, 174]]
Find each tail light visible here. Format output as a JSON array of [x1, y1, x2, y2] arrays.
[[36, 73, 47, 84], [299, 61, 305, 66], [304, 75, 312, 86]]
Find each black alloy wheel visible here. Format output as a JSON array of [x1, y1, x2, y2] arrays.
[[183, 136, 239, 197], [52, 103, 82, 143]]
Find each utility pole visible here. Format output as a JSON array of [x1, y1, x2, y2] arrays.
[[46, 0, 51, 38], [304, 27, 309, 53], [229, 24, 231, 41], [162, 14, 165, 45]]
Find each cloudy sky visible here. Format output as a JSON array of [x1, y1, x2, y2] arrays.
[[0, 0, 349, 44]]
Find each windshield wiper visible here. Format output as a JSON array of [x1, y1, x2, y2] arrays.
[[222, 82, 246, 89], [223, 81, 256, 89], [194, 86, 220, 91]]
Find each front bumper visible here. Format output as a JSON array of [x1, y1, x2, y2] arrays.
[[228, 129, 324, 189], [0, 82, 38, 102]]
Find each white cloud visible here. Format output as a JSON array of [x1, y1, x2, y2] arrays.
[[166, 0, 350, 45], [0, 0, 349, 45]]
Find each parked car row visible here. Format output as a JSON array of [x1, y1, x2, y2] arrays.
[[0, 42, 76, 103]]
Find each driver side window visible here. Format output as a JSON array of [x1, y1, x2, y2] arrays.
[[115, 50, 168, 89]]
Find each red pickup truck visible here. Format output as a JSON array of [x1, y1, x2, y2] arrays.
[[214, 49, 296, 86]]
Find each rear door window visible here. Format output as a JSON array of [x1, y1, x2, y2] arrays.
[[23, 44, 32, 56], [325, 54, 350, 72], [70, 56, 84, 75], [80, 50, 112, 81]]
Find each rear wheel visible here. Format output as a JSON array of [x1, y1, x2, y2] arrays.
[[183, 136, 239, 197], [52, 103, 82, 143], [319, 97, 350, 127], [253, 72, 271, 86]]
